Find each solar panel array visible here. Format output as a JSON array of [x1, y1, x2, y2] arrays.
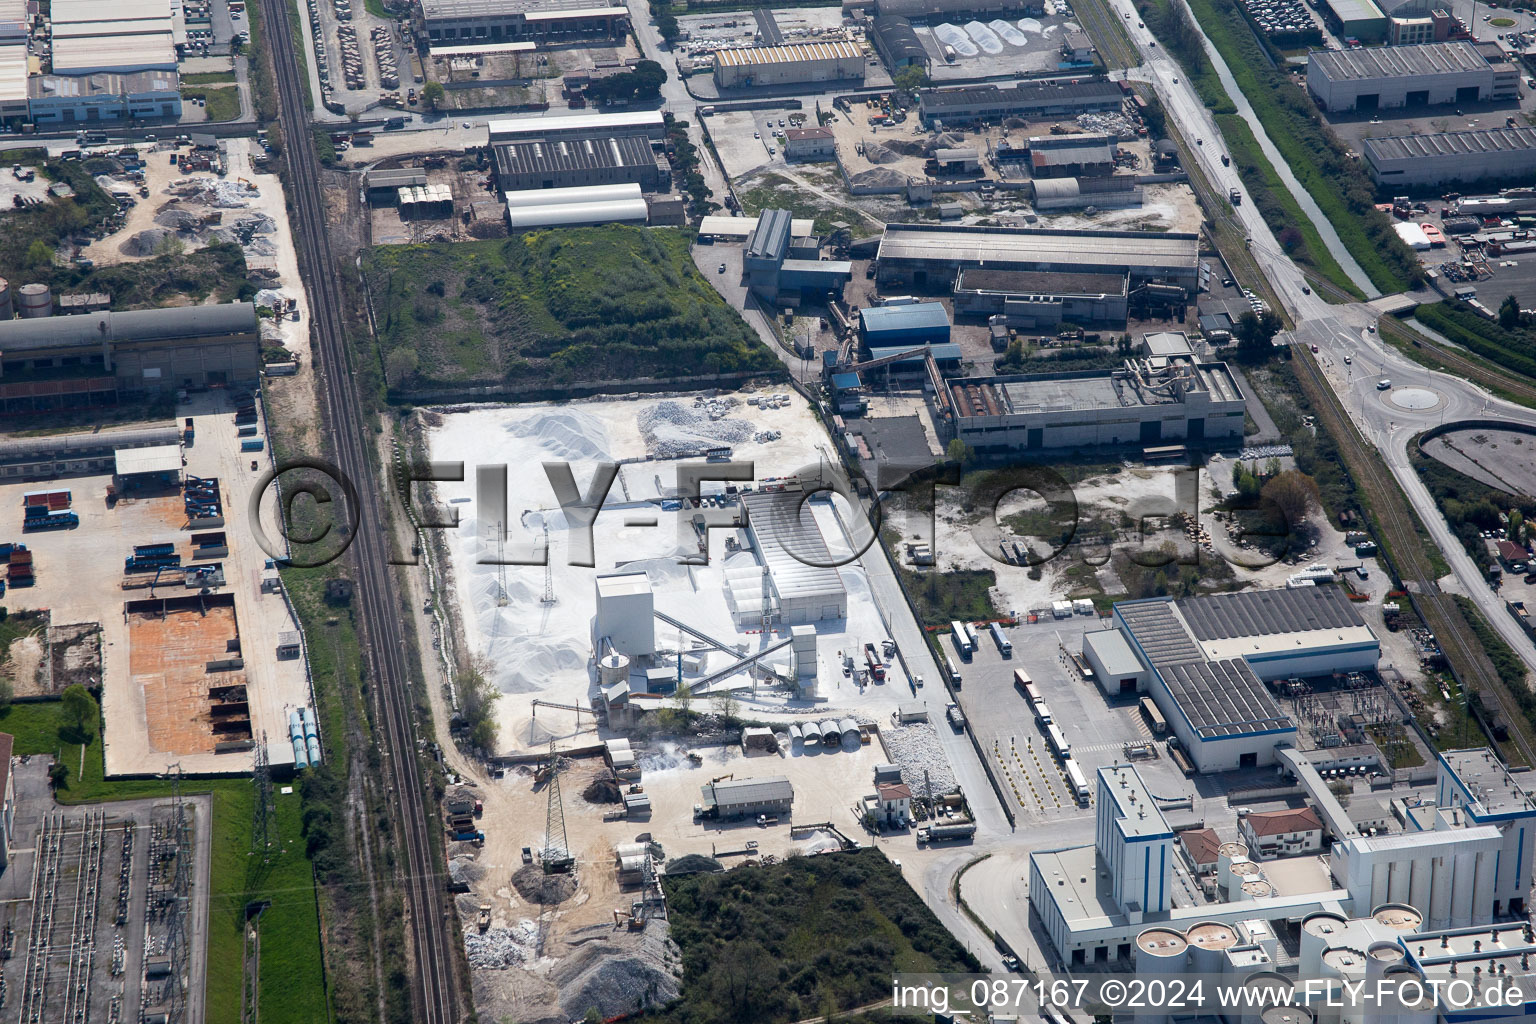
[[1178, 586, 1363, 641], [1115, 600, 1203, 667], [1159, 659, 1291, 739]]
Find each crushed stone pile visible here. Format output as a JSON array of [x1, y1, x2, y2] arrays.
[[119, 229, 171, 257], [154, 208, 204, 230], [259, 320, 286, 343], [851, 167, 906, 188], [1076, 111, 1140, 140], [862, 142, 900, 164], [874, 718, 957, 794], [464, 918, 539, 969], [511, 864, 578, 904], [582, 777, 622, 803], [928, 132, 966, 152], [553, 932, 680, 1021], [636, 398, 756, 459], [177, 176, 259, 207], [255, 288, 286, 309], [665, 853, 722, 875], [881, 138, 926, 157]]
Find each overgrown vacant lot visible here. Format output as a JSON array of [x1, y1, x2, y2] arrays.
[[363, 227, 779, 389], [642, 849, 980, 1024]]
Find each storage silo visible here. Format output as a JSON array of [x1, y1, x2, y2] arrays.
[[1134, 928, 1188, 1024], [18, 282, 51, 318], [1372, 904, 1422, 933], [1217, 841, 1248, 885], [1239, 972, 1294, 1024], [0, 278, 13, 320], [838, 718, 860, 745], [1240, 879, 1273, 901], [303, 707, 322, 766], [1187, 922, 1240, 974], [598, 651, 630, 685], [1321, 947, 1367, 981], [1262, 1003, 1315, 1024], [1301, 913, 1348, 977], [1367, 942, 1405, 985]]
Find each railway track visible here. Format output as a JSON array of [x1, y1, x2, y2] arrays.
[[1292, 349, 1536, 767], [255, 1, 460, 1021]]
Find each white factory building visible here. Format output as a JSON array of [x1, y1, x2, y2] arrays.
[[1306, 40, 1518, 113], [1363, 127, 1536, 187], [486, 110, 665, 146], [420, 0, 628, 43], [733, 489, 848, 626], [49, 0, 179, 75], [712, 40, 865, 89], [1097, 588, 1380, 772], [1029, 752, 1536, 968]]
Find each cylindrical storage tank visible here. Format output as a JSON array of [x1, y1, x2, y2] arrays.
[[307, 734, 322, 765], [1389, 966, 1436, 1024], [820, 721, 840, 746], [1302, 914, 1348, 978], [1372, 904, 1422, 933], [1321, 947, 1367, 981], [1263, 1004, 1316, 1024], [1474, 849, 1497, 921], [302, 707, 318, 741], [1243, 879, 1274, 900], [17, 283, 50, 318], [1231, 859, 1262, 890], [291, 734, 310, 769], [1133, 928, 1188, 1024], [1367, 941, 1405, 984], [1452, 851, 1476, 926], [598, 652, 629, 685], [0, 278, 12, 320], [1388, 859, 1410, 905], [1240, 972, 1294, 1024], [1430, 855, 1453, 928], [1409, 859, 1431, 922], [838, 718, 859, 744], [1218, 845, 1248, 891], [1186, 922, 1239, 974]]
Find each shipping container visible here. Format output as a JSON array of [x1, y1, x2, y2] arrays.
[[240, 439, 265, 452], [1140, 696, 1167, 734]]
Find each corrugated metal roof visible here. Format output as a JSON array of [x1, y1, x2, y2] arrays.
[[872, 15, 926, 63], [1117, 600, 1204, 667], [113, 443, 182, 476], [1084, 628, 1144, 677], [1364, 126, 1536, 163], [424, 0, 621, 19], [486, 110, 662, 143], [0, 303, 256, 353], [0, 43, 23, 103], [868, 342, 962, 361], [860, 301, 949, 335], [739, 489, 847, 605], [708, 775, 794, 805], [714, 40, 861, 67], [746, 208, 792, 263], [878, 225, 1199, 272], [494, 134, 656, 178], [1159, 658, 1291, 739], [1309, 40, 1486, 82]]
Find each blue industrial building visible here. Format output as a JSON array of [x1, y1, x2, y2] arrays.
[[858, 301, 951, 348]]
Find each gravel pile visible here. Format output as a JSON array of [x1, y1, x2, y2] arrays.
[[928, 132, 966, 152], [862, 142, 900, 165], [1076, 111, 1140, 140], [553, 930, 679, 1020], [464, 919, 539, 969], [119, 229, 170, 257], [448, 855, 485, 887], [154, 209, 203, 230], [851, 167, 906, 188], [179, 176, 259, 207], [512, 864, 578, 904], [637, 399, 756, 458], [878, 719, 957, 794]]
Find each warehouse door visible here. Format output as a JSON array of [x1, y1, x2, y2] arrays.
[[1357, 93, 1381, 111], [1189, 418, 1204, 443], [1457, 86, 1481, 104], [1027, 427, 1043, 449], [1404, 91, 1428, 106], [1140, 420, 1161, 444]]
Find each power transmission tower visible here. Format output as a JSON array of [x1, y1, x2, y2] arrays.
[[252, 731, 273, 856], [542, 741, 574, 874], [540, 520, 557, 606]]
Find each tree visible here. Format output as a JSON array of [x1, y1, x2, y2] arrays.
[[654, 2, 680, 41], [1500, 294, 1523, 329], [1235, 309, 1282, 353], [422, 80, 446, 111], [1511, 509, 1524, 546], [946, 438, 974, 465], [386, 346, 419, 385], [1261, 470, 1322, 532], [24, 239, 52, 269], [892, 65, 930, 93], [47, 763, 67, 791], [61, 683, 98, 740], [711, 692, 739, 725]]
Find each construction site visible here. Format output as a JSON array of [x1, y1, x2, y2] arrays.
[[0, 758, 211, 1024]]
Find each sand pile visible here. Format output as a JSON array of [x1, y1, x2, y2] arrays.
[[512, 864, 578, 904], [851, 167, 906, 188], [119, 229, 171, 257], [582, 777, 622, 803]]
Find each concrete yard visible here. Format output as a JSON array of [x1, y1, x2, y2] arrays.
[[0, 393, 312, 776]]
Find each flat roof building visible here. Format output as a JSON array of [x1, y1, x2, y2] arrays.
[[486, 110, 664, 146], [947, 356, 1244, 453], [918, 80, 1124, 125], [952, 267, 1130, 328], [859, 301, 950, 348], [1363, 126, 1536, 186], [421, 0, 627, 43], [736, 488, 848, 626], [49, 0, 179, 75], [492, 134, 667, 193], [1321, 0, 1388, 42], [28, 70, 182, 124], [713, 40, 864, 89], [1307, 40, 1516, 112], [878, 224, 1200, 294]]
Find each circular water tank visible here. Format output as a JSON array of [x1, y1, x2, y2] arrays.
[[1240, 879, 1273, 901], [18, 282, 51, 318], [1218, 843, 1249, 890], [1134, 927, 1188, 970], [0, 277, 12, 320], [1239, 972, 1294, 1024], [597, 652, 630, 685], [1372, 904, 1422, 932], [1186, 921, 1239, 973], [1302, 913, 1348, 977]]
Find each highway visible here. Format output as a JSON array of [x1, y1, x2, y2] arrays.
[[256, 0, 463, 1020]]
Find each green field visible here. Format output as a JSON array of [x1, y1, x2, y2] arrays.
[[363, 228, 779, 390], [1415, 301, 1536, 380], [182, 70, 238, 85], [0, 701, 329, 1024], [1175, 0, 1423, 293], [639, 849, 980, 1023], [738, 172, 874, 234], [182, 86, 242, 122]]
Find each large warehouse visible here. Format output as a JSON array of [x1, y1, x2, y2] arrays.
[[734, 488, 848, 626], [420, 0, 627, 43], [876, 224, 1200, 294], [492, 134, 667, 192], [1106, 587, 1380, 772], [946, 356, 1246, 452], [952, 268, 1130, 327], [1363, 126, 1536, 186], [918, 80, 1124, 125], [0, 303, 260, 414], [486, 110, 664, 146], [1306, 40, 1517, 112], [712, 41, 864, 89], [49, 0, 178, 75], [501, 183, 649, 229], [28, 71, 182, 124], [1320, 0, 1387, 43]]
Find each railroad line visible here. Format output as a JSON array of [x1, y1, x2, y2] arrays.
[[255, 0, 460, 1020], [1292, 349, 1536, 768]]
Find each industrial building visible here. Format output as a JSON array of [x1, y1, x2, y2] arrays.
[[113, 443, 183, 490], [734, 488, 848, 626], [1026, 134, 1116, 178], [1363, 126, 1536, 186], [870, 16, 929, 70], [952, 268, 1130, 327], [492, 134, 668, 193], [502, 183, 650, 229], [0, 302, 260, 414], [873, 0, 1038, 19], [918, 80, 1125, 126], [49, 0, 179, 75], [27, 70, 182, 124], [859, 302, 950, 349], [1306, 40, 1517, 112], [419, 0, 628, 43], [876, 224, 1200, 294], [946, 356, 1245, 453], [740, 208, 850, 304], [486, 111, 665, 146], [712, 41, 864, 89], [701, 775, 794, 819], [1320, 0, 1388, 42], [0, 424, 181, 479]]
